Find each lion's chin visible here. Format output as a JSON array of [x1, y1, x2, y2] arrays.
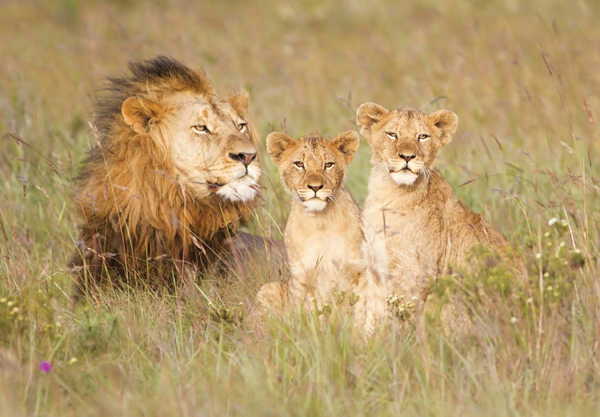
[[216, 176, 259, 203], [301, 198, 328, 212], [390, 170, 419, 186]]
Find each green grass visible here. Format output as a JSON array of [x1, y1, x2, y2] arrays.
[[1, 0, 600, 415]]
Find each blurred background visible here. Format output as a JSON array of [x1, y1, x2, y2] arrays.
[[1, 0, 600, 414], [2, 0, 600, 224], [2, 0, 599, 229]]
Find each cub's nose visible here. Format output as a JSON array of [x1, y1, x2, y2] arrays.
[[399, 154, 416, 163], [307, 184, 324, 192], [229, 152, 257, 167]]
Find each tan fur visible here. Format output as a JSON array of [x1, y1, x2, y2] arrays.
[[71, 56, 263, 299], [357, 103, 525, 329], [255, 132, 370, 324]]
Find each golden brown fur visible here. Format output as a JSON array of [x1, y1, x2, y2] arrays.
[[357, 103, 525, 328], [255, 132, 370, 324], [71, 56, 264, 299]]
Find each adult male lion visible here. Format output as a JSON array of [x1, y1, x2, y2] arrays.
[[71, 56, 277, 299]]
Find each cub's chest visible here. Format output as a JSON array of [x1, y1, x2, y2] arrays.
[[363, 199, 446, 251], [364, 203, 432, 232], [286, 218, 361, 270]]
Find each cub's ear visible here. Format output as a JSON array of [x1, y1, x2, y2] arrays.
[[356, 102, 389, 137], [228, 91, 249, 118], [266, 132, 295, 163], [331, 130, 360, 164], [429, 110, 458, 145], [121, 96, 163, 134]]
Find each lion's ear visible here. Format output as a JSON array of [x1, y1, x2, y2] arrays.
[[228, 91, 249, 118], [121, 96, 163, 134], [331, 130, 360, 164], [266, 132, 295, 163], [356, 102, 389, 137], [429, 110, 458, 145]]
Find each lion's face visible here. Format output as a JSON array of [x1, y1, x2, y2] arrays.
[[122, 91, 260, 203], [266, 131, 359, 212], [356, 103, 458, 187], [166, 93, 260, 202]]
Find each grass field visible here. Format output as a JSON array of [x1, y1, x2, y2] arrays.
[[1, 0, 600, 415]]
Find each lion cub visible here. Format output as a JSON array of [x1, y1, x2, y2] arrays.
[[255, 131, 368, 319], [357, 103, 525, 324]]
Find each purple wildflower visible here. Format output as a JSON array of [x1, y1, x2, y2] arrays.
[[39, 361, 52, 374]]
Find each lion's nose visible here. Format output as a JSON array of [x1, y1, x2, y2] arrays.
[[399, 154, 416, 163], [229, 152, 256, 167], [307, 184, 323, 193]]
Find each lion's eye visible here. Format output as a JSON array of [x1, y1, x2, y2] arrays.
[[324, 162, 334, 169], [294, 161, 304, 169], [237, 123, 247, 133], [386, 132, 397, 140], [418, 134, 430, 141], [192, 125, 209, 134]]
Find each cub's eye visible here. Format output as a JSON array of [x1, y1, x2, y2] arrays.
[[237, 122, 247, 132], [386, 132, 398, 140], [324, 162, 334, 169], [294, 161, 304, 169], [192, 125, 209, 134], [418, 134, 430, 141]]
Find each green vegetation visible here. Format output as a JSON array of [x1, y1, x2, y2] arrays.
[[1, 0, 599, 415]]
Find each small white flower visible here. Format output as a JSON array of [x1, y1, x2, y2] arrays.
[[548, 218, 559, 226], [559, 242, 565, 248], [543, 272, 550, 278], [536, 253, 542, 259], [561, 219, 568, 227], [510, 317, 518, 324]]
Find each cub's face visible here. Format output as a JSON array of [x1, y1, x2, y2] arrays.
[[121, 91, 261, 202], [266, 131, 359, 212], [356, 103, 458, 187]]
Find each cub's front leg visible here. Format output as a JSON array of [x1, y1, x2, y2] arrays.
[[254, 272, 316, 318], [254, 282, 288, 316]]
